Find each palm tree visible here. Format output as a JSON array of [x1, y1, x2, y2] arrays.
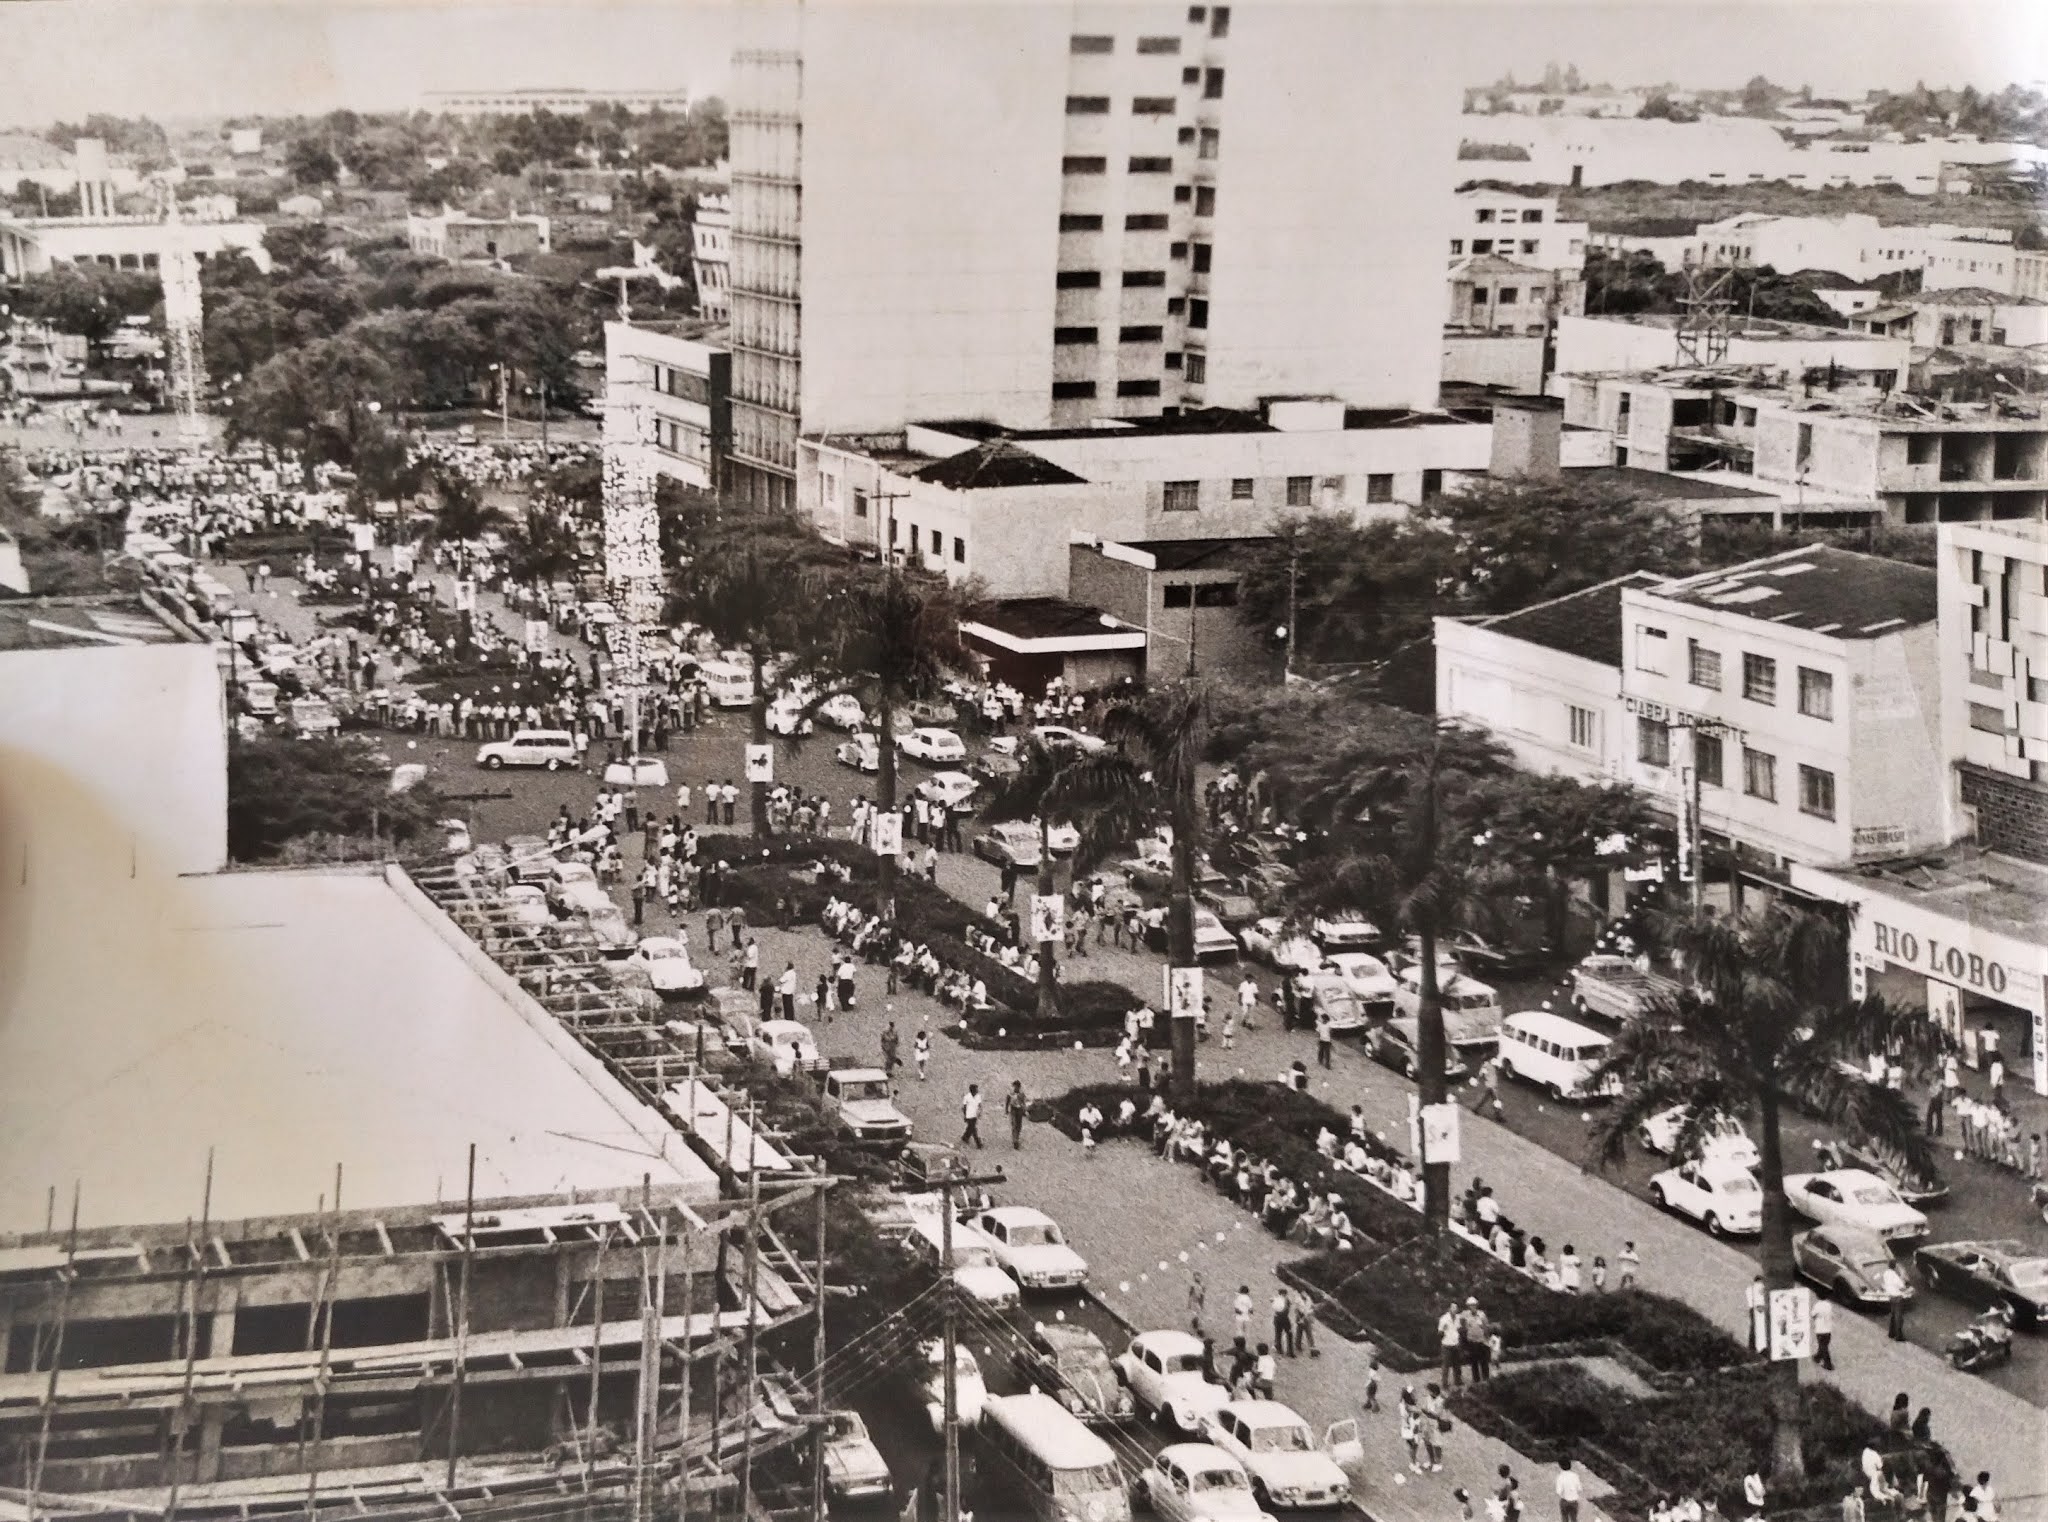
[[1295, 715, 1512, 1227], [978, 741, 1070, 1019], [1590, 903, 1948, 1479], [1039, 682, 1209, 1099], [427, 466, 506, 546]]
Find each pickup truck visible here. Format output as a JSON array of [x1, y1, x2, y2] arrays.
[[282, 696, 339, 738], [821, 1067, 913, 1147], [1571, 954, 1683, 1023]]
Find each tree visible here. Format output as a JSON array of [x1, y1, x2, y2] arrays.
[[502, 503, 580, 587], [1238, 514, 1458, 670], [12, 264, 159, 343], [1481, 773, 1659, 955], [979, 741, 1075, 1018], [227, 733, 441, 861], [1590, 905, 1948, 1477], [1042, 683, 1211, 1099], [427, 467, 505, 545], [286, 138, 340, 186], [1432, 475, 1697, 614]]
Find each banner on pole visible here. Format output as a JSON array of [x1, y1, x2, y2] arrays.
[[1166, 966, 1203, 1022], [1768, 1287, 1813, 1362], [871, 813, 903, 857], [1030, 894, 1066, 945], [523, 618, 549, 654], [744, 743, 774, 784]]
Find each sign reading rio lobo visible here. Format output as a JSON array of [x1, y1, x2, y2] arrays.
[[1870, 920, 2020, 997]]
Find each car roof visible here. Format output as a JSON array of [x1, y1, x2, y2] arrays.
[[1159, 1442, 1244, 1472], [761, 1020, 812, 1037], [638, 936, 682, 952], [1504, 1010, 1608, 1041], [1036, 1322, 1103, 1349], [1810, 1168, 1887, 1187], [983, 1204, 1054, 1224], [929, 770, 972, 783], [834, 1066, 889, 1081], [1135, 1328, 1204, 1355], [1221, 1399, 1306, 1427], [1936, 1238, 2034, 1260]]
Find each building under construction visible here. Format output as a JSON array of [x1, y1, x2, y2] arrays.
[[0, 597, 833, 1521]]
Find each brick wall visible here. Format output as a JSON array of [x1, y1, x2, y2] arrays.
[[1959, 762, 2048, 864]]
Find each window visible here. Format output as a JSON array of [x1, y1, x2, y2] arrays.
[[1051, 380, 1098, 399], [1210, 5, 1229, 36], [1695, 733, 1724, 787], [1569, 705, 1597, 749], [1366, 473, 1394, 503], [1119, 324, 1163, 342], [1133, 96, 1177, 116], [930, 529, 942, 555], [1062, 156, 1107, 174], [1450, 239, 1465, 255], [1122, 269, 1166, 287], [1070, 34, 1113, 52], [1471, 288, 1490, 305], [1688, 641, 1721, 689], [1163, 583, 1193, 608], [1797, 667, 1834, 721], [1183, 65, 1201, 84], [1189, 298, 1208, 328], [1167, 296, 1185, 314], [1195, 582, 1239, 607], [1742, 652, 1777, 705], [1422, 469, 1443, 500], [1523, 208, 1544, 223], [1059, 213, 1103, 231], [1638, 717, 1671, 768], [1117, 378, 1161, 397], [1164, 351, 1182, 369], [1066, 96, 1111, 114], [1286, 475, 1313, 507], [1230, 478, 1253, 500], [1170, 241, 1188, 259], [1128, 155, 1173, 173], [1634, 625, 1669, 673], [1125, 212, 1169, 230], [1743, 747, 1777, 802], [1476, 209, 1497, 223], [1174, 184, 1192, 202], [1198, 127, 1220, 159], [1192, 242, 1212, 273], [1163, 480, 1200, 512], [1521, 239, 1539, 254], [1195, 185, 1216, 215], [1053, 326, 1098, 344], [1471, 238, 1494, 254], [1187, 5, 1204, 18], [1498, 287, 1519, 305], [953, 536, 967, 563], [1184, 352, 1206, 383], [1968, 702, 2007, 735], [1203, 67, 1225, 98], [1798, 764, 1836, 820], [1056, 270, 1101, 288], [852, 489, 869, 520], [1138, 34, 1182, 53]]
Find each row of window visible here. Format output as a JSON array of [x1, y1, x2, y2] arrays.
[[1051, 379, 1164, 399], [891, 520, 967, 564], [1065, 95, 1182, 116], [1161, 475, 1399, 511], [1059, 213, 1173, 232], [1053, 326, 1167, 344], [1060, 155, 1180, 175], [1637, 628, 1836, 721], [1452, 238, 1545, 257], [1468, 286, 1527, 305], [1055, 269, 1170, 289], [1070, 33, 1184, 54], [1187, 4, 1230, 33], [1636, 719, 1837, 819], [1162, 580, 1239, 608], [1474, 206, 1544, 224]]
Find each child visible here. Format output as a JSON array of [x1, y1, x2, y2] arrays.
[[1592, 1254, 1609, 1292], [1618, 1240, 1641, 1289], [1399, 1389, 1423, 1474]]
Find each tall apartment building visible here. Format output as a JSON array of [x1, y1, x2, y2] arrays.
[[725, 4, 1457, 509]]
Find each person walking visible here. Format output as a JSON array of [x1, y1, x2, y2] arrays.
[[960, 1083, 985, 1149], [1555, 1459, 1583, 1522], [1476, 1052, 1506, 1119], [1004, 1080, 1028, 1149], [1315, 1009, 1335, 1069], [914, 1028, 931, 1082], [1882, 1261, 1910, 1341], [1271, 1288, 1294, 1357], [1289, 1287, 1319, 1358], [881, 1019, 901, 1075], [1813, 1293, 1836, 1369]]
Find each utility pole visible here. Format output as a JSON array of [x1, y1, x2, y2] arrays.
[[936, 1164, 1005, 1522], [1284, 544, 1299, 680], [808, 1183, 828, 1522]]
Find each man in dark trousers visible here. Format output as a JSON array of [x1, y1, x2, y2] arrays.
[[960, 1083, 985, 1149], [1004, 1080, 1029, 1149]]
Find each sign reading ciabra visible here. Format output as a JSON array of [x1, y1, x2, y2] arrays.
[[1869, 920, 2021, 998]]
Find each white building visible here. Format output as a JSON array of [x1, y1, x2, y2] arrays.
[[422, 87, 690, 116], [690, 190, 730, 322], [1449, 185, 1587, 281], [726, 3, 1460, 509], [405, 209, 551, 263], [1552, 314, 1910, 391], [603, 319, 730, 493], [0, 215, 270, 279]]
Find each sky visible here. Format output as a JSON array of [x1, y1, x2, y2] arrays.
[[0, 0, 2041, 129]]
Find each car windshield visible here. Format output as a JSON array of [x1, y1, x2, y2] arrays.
[[954, 1245, 999, 1270], [839, 1079, 890, 1101], [1251, 1423, 1314, 1453], [645, 943, 684, 961], [1052, 1465, 1121, 1498], [2005, 1261, 2048, 1287], [1006, 1222, 1062, 1246], [1162, 1351, 1203, 1374], [1850, 1184, 1901, 1206], [1194, 1469, 1251, 1493], [1719, 1174, 1761, 1194]]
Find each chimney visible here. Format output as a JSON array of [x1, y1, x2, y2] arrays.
[[1489, 392, 1564, 480]]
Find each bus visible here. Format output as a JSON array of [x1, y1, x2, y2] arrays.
[[974, 1392, 1130, 1522]]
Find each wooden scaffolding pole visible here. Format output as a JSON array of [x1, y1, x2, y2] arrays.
[[584, 1224, 608, 1494], [303, 1164, 344, 1518], [164, 1150, 214, 1522], [25, 1185, 80, 1522], [445, 1144, 476, 1491]]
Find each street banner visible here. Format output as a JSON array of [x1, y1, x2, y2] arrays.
[[744, 743, 774, 784], [453, 578, 477, 613], [1768, 1287, 1813, 1362], [523, 618, 549, 654], [349, 523, 375, 553], [1166, 965, 1203, 1022], [391, 544, 416, 574], [1030, 893, 1065, 945], [1419, 1102, 1462, 1165], [871, 813, 903, 858]]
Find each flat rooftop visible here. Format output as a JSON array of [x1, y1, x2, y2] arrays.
[[0, 867, 715, 1233], [1117, 536, 1274, 571], [1570, 464, 1775, 500], [1804, 842, 2048, 946], [962, 596, 1143, 650], [1479, 571, 1670, 669], [0, 595, 197, 651], [1644, 545, 1938, 638]]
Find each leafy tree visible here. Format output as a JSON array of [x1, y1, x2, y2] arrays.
[[1699, 519, 1939, 571], [1638, 92, 1699, 123], [1237, 514, 1458, 669], [1481, 773, 1659, 955], [227, 335, 396, 484], [1591, 906, 1947, 1477], [1740, 75, 1787, 115], [1433, 475, 1697, 614], [502, 503, 581, 586], [12, 265, 160, 343], [227, 733, 442, 861], [426, 467, 506, 545], [286, 138, 340, 186], [976, 741, 1070, 1018]]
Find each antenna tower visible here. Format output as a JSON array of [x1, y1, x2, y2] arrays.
[[1675, 251, 1736, 367]]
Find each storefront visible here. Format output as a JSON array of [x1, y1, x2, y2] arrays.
[[1790, 860, 2048, 1096]]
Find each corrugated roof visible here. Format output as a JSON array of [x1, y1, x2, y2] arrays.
[[1648, 545, 1938, 637], [1480, 572, 1670, 670], [0, 596, 193, 651], [1123, 536, 1274, 571], [911, 441, 1086, 490]]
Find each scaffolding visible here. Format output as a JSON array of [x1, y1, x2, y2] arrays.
[[1674, 253, 1737, 368]]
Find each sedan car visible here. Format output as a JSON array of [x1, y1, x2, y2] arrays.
[[818, 693, 868, 731], [898, 726, 967, 763], [729, 1016, 823, 1077], [1783, 1168, 1930, 1243], [820, 1410, 892, 1504], [1324, 951, 1399, 1008], [970, 751, 1023, 786], [1042, 819, 1081, 854], [1813, 1137, 1949, 1206], [1366, 1017, 1470, 1082], [1137, 1444, 1275, 1522], [1239, 918, 1323, 974], [1310, 914, 1380, 952], [501, 884, 552, 929], [915, 1339, 986, 1430], [915, 771, 979, 812], [1198, 882, 1260, 928], [972, 821, 1042, 869], [1795, 1226, 1911, 1308], [970, 1206, 1089, 1290], [1114, 1330, 1232, 1435], [1142, 906, 1240, 962], [1638, 1106, 1760, 1171], [1012, 1322, 1133, 1424], [834, 735, 881, 774], [1028, 724, 1106, 754], [544, 861, 601, 911], [1648, 1158, 1764, 1237], [1913, 1240, 2048, 1326], [1292, 972, 1368, 1034], [1199, 1401, 1350, 1512], [628, 936, 706, 994]]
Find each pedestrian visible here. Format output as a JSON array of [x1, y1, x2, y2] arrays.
[[705, 905, 725, 954], [1272, 1288, 1294, 1357], [1187, 1268, 1207, 1331], [1496, 1464, 1523, 1522], [1457, 1491, 1475, 1522], [1362, 1346, 1382, 1412], [1290, 1287, 1320, 1358], [742, 937, 759, 991], [778, 961, 798, 1020], [1813, 1292, 1836, 1369], [1399, 1389, 1424, 1474], [1461, 1298, 1491, 1382], [914, 1028, 931, 1081], [1559, 1244, 1582, 1294], [1438, 1303, 1464, 1387], [1618, 1240, 1640, 1289], [1591, 1255, 1608, 1292], [1747, 1275, 1768, 1353], [1882, 1261, 1910, 1341], [1232, 1285, 1253, 1344], [1004, 1080, 1028, 1149], [2031, 1133, 2043, 1182], [1316, 1009, 1334, 1069], [1743, 1472, 1766, 1520], [1889, 1392, 1910, 1437], [960, 1083, 985, 1148], [1556, 1458, 1583, 1522], [881, 1019, 901, 1074], [1476, 1053, 1505, 1118], [1968, 1472, 1997, 1522], [1252, 1342, 1277, 1400], [1420, 1383, 1447, 1471]]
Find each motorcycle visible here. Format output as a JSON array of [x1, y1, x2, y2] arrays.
[[1947, 1310, 2015, 1372]]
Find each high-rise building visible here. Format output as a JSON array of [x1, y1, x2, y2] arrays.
[[725, 3, 1458, 509]]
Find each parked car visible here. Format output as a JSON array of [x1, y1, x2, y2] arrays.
[[765, 696, 814, 736], [1291, 972, 1368, 1034], [915, 771, 980, 812], [1638, 1106, 1761, 1171], [1198, 1401, 1350, 1512], [898, 727, 967, 763], [501, 884, 552, 929], [729, 1015, 824, 1077], [1042, 819, 1081, 854], [1913, 1240, 2048, 1326], [969, 1206, 1088, 1290], [1648, 1158, 1764, 1237], [1113, 1330, 1232, 1434], [1142, 906, 1239, 962], [543, 860, 602, 911], [1813, 1137, 1950, 1206], [477, 728, 582, 771], [1366, 1017, 1470, 1082], [1198, 882, 1260, 928], [1572, 953, 1684, 1023], [906, 697, 959, 727], [973, 821, 1042, 869], [1324, 951, 1399, 1009], [1028, 724, 1106, 754], [819, 693, 868, 730], [1796, 1226, 1911, 1308], [915, 1339, 986, 1430], [1783, 1168, 1930, 1243], [1239, 918, 1323, 974], [503, 834, 555, 884], [821, 1067, 913, 1147], [1137, 1444, 1275, 1522], [900, 1197, 1022, 1308], [971, 751, 1023, 786], [834, 735, 881, 774], [1012, 1322, 1133, 1424], [628, 935, 706, 994], [1310, 914, 1379, 952], [820, 1410, 892, 1504]]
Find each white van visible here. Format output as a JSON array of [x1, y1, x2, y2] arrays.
[[699, 659, 755, 709], [1393, 966, 1504, 1049], [1495, 1011, 1620, 1101], [976, 1393, 1131, 1522]]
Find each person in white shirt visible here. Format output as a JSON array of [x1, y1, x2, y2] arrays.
[[1555, 1460, 1583, 1522]]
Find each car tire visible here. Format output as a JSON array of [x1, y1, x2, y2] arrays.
[[1404, 1056, 1418, 1079], [484, 754, 504, 770], [1650, 1183, 1670, 1211], [1706, 1213, 1725, 1238], [545, 757, 562, 771], [1833, 1278, 1855, 1304], [1549, 1081, 1569, 1101]]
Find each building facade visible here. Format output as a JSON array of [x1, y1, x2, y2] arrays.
[[603, 319, 731, 493], [725, 4, 1459, 509], [689, 190, 730, 322], [1448, 185, 1586, 306], [1445, 255, 1558, 334], [405, 210, 551, 263], [422, 87, 690, 116], [1067, 536, 1273, 682], [0, 216, 269, 279]]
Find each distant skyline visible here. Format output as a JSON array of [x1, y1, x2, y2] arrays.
[[0, 0, 2042, 130]]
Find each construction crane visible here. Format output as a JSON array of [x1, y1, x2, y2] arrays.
[[600, 372, 665, 767]]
